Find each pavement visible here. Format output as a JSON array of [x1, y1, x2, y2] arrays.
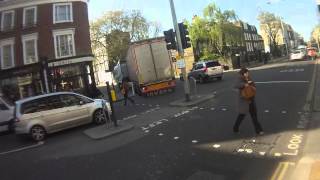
[[290, 59, 320, 180], [1, 58, 320, 180]]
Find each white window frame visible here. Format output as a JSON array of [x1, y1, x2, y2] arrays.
[[0, 38, 15, 70], [53, 28, 76, 59], [53, 3, 73, 24], [23, 6, 37, 27], [22, 33, 38, 65], [1, 10, 15, 31]]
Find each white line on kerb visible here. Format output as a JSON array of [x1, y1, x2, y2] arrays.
[[0, 141, 44, 155], [255, 81, 309, 84]]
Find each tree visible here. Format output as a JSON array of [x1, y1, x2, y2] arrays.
[[188, 2, 242, 62], [311, 25, 320, 49], [258, 11, 282, 56], [90, 10, 161, 71]]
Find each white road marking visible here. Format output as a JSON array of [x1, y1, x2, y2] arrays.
[[192, 140, 198, 144], [264, 110, 270, 113], [141, 127, 149, 131], [274, 153, 282, 157], [174, 137, 179, 140], [221, 108, 227, 111], [122, 115, 137, 121], [142, 104, 146, 106], [281, 111, 287, 114], [210, 108, 215, 111], [158, 133, 164, 136], [0, 141, 44, 155], [212, 144, 221, 148], [255, 81, 309, 84], [200, 107, 204, 110], [144, 130, 150, 133], [237, 149, 245, 152], [259, 152, 266, 156]]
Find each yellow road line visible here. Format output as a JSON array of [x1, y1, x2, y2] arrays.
[[271, 162, 295, 180]]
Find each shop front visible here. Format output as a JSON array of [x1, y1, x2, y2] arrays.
[[0, 64, 44, 103], [48, 56, 96, 97]]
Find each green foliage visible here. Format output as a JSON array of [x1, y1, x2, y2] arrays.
[[90, 10, 161, 70], [257, 11, 282, 55], [187, 2, 242, 61]]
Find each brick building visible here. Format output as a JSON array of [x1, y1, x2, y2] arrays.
[[241, 22, 265, 62], [0, 0, 95, 102]]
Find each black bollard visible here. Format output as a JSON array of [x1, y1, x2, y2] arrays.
[[106, 81, 118, 127]]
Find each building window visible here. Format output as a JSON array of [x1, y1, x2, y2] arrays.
[[1, 10, 14, 31], [0, 38, 15, 69], [53, 3, 73, 24], [23, 7, 37, 28], [22, 34, 38, 65], [53, 29, 76, 59]]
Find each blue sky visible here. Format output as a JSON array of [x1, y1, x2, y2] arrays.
[[88, 0, 319, 40]]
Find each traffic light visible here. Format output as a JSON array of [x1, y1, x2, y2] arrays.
[[178, 23, 191, 49], [164, 29, 176, 50]]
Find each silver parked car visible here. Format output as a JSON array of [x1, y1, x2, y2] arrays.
[[14, 92, 112, 141]]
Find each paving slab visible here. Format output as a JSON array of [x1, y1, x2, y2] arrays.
[[84, 124, 134, 140]]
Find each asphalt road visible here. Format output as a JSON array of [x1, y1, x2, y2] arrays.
[[0, 59, 316, 180]]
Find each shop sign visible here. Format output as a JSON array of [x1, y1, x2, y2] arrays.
[[48, 57, 94, 67], [176, 59, 186, 69]]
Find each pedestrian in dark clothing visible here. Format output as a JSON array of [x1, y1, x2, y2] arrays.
[[121, 78, 135, 106], [233, 68, 264, 135]]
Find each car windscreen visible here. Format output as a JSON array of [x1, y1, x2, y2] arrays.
[[206, 61, 220, 67]]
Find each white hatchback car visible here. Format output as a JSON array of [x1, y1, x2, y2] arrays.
[[188, 61, 224, 83], [0, 94, 14, 132], [14, 92, 112, 141], [290, 49, 306, 61]]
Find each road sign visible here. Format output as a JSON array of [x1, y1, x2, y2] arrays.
[[176, 59, 186, 69]]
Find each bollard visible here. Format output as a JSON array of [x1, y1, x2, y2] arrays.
[[106, 81, 118, 127], [111, 89, 117, 102]]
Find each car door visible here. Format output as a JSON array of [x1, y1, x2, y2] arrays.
[[191, 63, 204, 78], [42, 95, 71, 132], [21, 96, 66, 133], [60, 94, 90, 128]]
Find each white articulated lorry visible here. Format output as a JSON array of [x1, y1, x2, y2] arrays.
[[119, 37, 176, 96]]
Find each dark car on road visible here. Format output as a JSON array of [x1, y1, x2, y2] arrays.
[[187, 61, 224, 83]]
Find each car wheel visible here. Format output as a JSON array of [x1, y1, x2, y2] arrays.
[[217, 76, 222, 81], [93, 109, 107, 125], [30, 125, 46, 142]]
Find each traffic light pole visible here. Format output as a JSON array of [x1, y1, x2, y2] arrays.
[[169, 0, 191, 102]]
